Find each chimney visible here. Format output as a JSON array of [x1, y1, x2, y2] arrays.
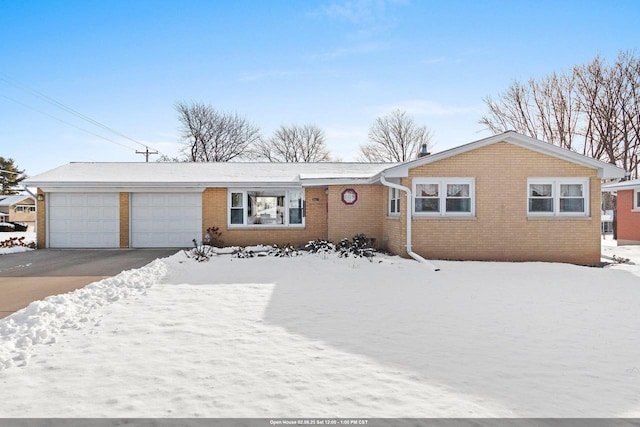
[[418, 143, 430, 158]]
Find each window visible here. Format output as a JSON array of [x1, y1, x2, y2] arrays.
[[228, 189, 305, 227], [389, 187, 400, 215], [413, 178, 475, 217], [14, 205, 35, 213], [446, 183, 471, 213], [527, 178, 589, 216], [528, 184, 553, 213], [230, 192, 244, 224], [634, 189, 640, 211], [288, 191, 303, 224]]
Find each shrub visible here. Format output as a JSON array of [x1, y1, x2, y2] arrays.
[[233, 247, 255, 258], [0, 236, 34, 249], [305, 239, 335, 254], [203, 226, 224, 247], [337, 234, 376, 261], [269, 243, 299, 257], [185, 239, 215, 262]]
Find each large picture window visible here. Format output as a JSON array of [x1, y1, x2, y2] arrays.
[[527, 178, 589, 217], [228, 189, 305, 227], [413, 178, 475, 217]]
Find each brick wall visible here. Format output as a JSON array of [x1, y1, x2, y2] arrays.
[[36, 189, 45, 249], [119, 192, 129, 248], [616, 189, 640, 244], [381, 187, 405, 253], [202, 187, 329, 247], [327, 185, 384, 245], [403, 142, 601, 264]]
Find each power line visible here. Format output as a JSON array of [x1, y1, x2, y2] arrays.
[[0, 71, 166, 156], [0, 94, 138, 152]]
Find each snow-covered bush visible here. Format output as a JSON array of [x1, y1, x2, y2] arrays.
[[337, 234, 376, 261], [269, 243, 299, 257], [185, 239, 216, 262], [305, 239, 336, 254], [612, 254, 631, 264], [233, 247, 255, 258], [0, 236, 34, 249]]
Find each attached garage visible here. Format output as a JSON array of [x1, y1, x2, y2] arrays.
[[130, 192, 202, 248], [48, 193, 120, 248]]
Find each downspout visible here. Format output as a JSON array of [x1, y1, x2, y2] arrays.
[[380, 174, 440, 271]]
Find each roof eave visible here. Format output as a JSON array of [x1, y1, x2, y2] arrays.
[[27, 180, 307, 191], [378, 131, 627, 179], [300, 177, 378, 187]]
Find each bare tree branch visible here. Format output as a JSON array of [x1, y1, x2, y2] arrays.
[[175, 102, 261, 162], [253, 124, 332, 162], [480, 50, 640, 172], [359, 109, 434, 162]]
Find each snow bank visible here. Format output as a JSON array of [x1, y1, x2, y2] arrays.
[[0, 246, 33, 255], [0, 259, 167, 369]]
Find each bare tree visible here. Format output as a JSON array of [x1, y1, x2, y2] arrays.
[[175, 102, 261, 162], [481, 74, 580, 151], [480, 50, 640, 172], [254, 124, 332, 162], [359, 109, 434, 162]]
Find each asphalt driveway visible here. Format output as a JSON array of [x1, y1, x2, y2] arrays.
[[0, 249, 178, 318]]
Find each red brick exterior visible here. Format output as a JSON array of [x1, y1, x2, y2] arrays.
[[616, 189, 640, 244]]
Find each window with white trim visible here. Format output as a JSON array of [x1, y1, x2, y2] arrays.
[[228, 189, 305, 227], [389, 187, 400, 215], [527, 178, 589, 216], [634, 189, 640, 210], [413, 178, 475, 216], [14, 205, 35, 213]]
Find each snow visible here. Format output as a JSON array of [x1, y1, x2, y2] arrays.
[[25, 162, 394, 187], [1, 242, 640, 417], [0, 231, 36, 255], [601, 235, 640, 276]]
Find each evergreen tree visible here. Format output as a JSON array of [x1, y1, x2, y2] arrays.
[[0, 157, 26, 195]]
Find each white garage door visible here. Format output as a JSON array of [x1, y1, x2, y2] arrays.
[[49, 193, 120, 248], [131, 193, 202, 248]]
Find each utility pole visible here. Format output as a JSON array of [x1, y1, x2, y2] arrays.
[[136, 147, 158, 162]]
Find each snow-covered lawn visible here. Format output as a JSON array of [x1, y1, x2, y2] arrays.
[[0, 231, 36, 254], [1, 242, 640, 417]]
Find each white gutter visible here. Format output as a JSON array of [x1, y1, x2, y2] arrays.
[[380, 174, 440, 271]]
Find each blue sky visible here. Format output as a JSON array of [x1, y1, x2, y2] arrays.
[[1, 0, 639, 176]]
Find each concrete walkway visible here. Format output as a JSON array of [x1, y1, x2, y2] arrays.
[[0, 249, 178, 318]]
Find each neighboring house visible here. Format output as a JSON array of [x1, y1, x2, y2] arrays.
[[0, 194, 36, 231], [602, 179, 640, 245], [25, 131, 625, 264], [601, 210, 614, 234]]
